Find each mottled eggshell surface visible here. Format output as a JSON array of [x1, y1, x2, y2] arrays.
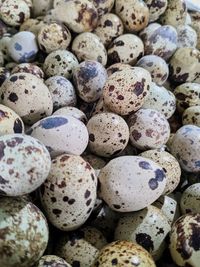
[[170, 125, 200, 172], [53, 106, 87, 124], [93, 240, 156, 267], [40, 154, 97, 231], [144, 0, 168, 22], [0, 134, 51, 196], [98, 156, 166, 212], [11, 63, 44, 79], [0, 104, 24, 135], [0, 197, 49, 267], [182, 106, 200, 127], [0, 73, 53, 125], [170, 214, 200, 267], [103, 67, 151, 115], [37, 255, 71, 267], [180, 183, 200, 214], [115, 205, 171, 260], [28, 115, 88, 157]]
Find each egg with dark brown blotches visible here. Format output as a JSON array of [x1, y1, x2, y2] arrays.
[[40, 154, 97, 231], [98, 156, 166, 212], [144, 0, 168, 22], [0, 197, 49, 267], [93, 0, 115, 16], [36, 255, 71, 267]]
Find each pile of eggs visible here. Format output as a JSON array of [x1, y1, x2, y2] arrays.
[[1, 0, 200, 266]]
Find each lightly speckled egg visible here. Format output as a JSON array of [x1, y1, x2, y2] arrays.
[[144, 0, 168, 22], [53, 0, 98, 33], [36, 255, 71, 267], [115, 0, 149, 32], [170, 124, 200, 173], [27, 115, 88, 157], [103, 67, 151, 116], [93, 240, 156, 267], [11, 63, 44, 79], [73, 60, 107, 103], [180, 183, 200, 214], [115, 205, 171, 260], [40, 154, 97, 231], [94, 13, 124, 48], [169, 213, 200, 267], [139, 149, 181, 195], [0, 104, 24, 135], [0, 197, 49, 267], [182, 106, 200, 127], [142, 83, 176, 119], [87, 112, 129, 157], [72, 32, 107, 66], [0, 0, 30, 26], [98, 156, 166, 212], [177, 25, 197, 48], [45, 76, 77, 111], [53, 107, 87, 124], [136, 55, 169, 86], [128, 108, 170, 150], [107, 34, 144, 65], [0, 73, 53, 125], [174, 82, 200, 114], [43, 50, 79, 79], [8, 31, 38, 63], [38, 22, 71, 54], [0, 134, 51, 196]]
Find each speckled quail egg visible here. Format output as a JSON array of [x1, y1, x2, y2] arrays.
[[40, 154, 97, 231], [182, 106, 200, 126], [136, 55, 169, 86], [28, 115, 88, 157], [94, 13, 124, 47], [93, 240, 156, 267], [141, 25, 178, 61], [129, 108, 170, 150], [177, 25, 197, 48], [169, 48, 200, 83], [106, 62, 132, 77], [140, 149, 181, 195], [0, 33, 12, 62], [93, 0, 115, 16], [144, 0, 168, 22], [72, 32, 107, 66], [0, 104, 24, 135], [0, 134, 51, 196], [174, 82, 200, 114], [87, 112, 129, 157], [43, 50, 79, 79], [20, 18, 47, 36], [190, 11, 200, 50], [36, 255, 71, 267], [170, 213, 200, 267], [0, 197, 49, 267], [11, 63, 44, 79], [0, 67, 10, 86], [1, 73, 53, 125], [180, 183, 200, 214], [53, 107, 87, 124], [115, 205, 171, 260], [53, 0, 98, 33], [160, 0, 187, 27], [0, 0, 30, 26], [142, 83, 176, 119], [115, 0, 149, 32], [103, 67, 151, 115], [45, 76, 77, 111], [98, 156, 166, 212], [38, 22, 71, 54], [8, 31, 38, 63], [32, 0, 53, 17], [170, 125, 200, 172], [107, 34, 144, 65], [153, 195, 179, 225], [73, 60, 107, 103]]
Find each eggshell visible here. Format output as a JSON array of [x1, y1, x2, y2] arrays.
[[180, 183, 200, 214], [37, 255, 71, 267]]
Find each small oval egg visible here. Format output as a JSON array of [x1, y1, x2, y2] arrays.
[[0, 197, 49, 267], [40, 154, 97, 231], [182, 106, 200, 126], [93, 241, 156, 267], [0, 134, 51, 196], [0, 104, 24, 135], [37, 255, 71, 267], [98, 156, 166, 212], [115, 205, 171, 260], [145, 0, 168, 22], [170, 125, 200, 172], [180, 183, 200, 214], [28, 115, 88, 157], [129, 109, 170, 150]]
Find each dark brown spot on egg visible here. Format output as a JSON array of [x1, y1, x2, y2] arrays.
[[8, 92, 18, 102], [148, 178, 158, 190], [0, 175, 9, 184], [84, 189, 91, 199], [52, 209, 62, 216], [111, 258, 118, 265], [131, 130, 142, 141], [13, 118, 23, 133], [136, 233, 154, 252], [0, 141, 6, 160], [68, 199, 75, 205], [133, 78, 145, 96], [89, 133, 95, 142]]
